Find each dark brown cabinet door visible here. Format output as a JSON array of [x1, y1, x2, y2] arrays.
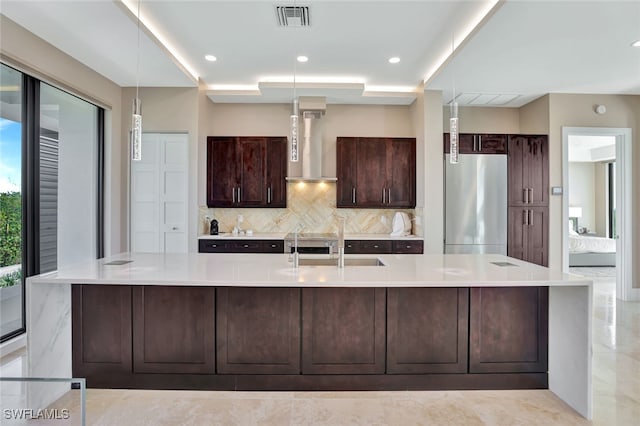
[[217, 288, 300, 374], [237, 137, 267, 206], [337, 137, 416, 208], [302, 287, 386, 374], [391, 240, 424, 254], [344, 240, 392, 254], [469, 287, 548, 374], [72, 285, 132, 376], [507, 207, 548, 267], [266, 137, 287, 207], [132, 286, 215, 374], [207, 136, 237, 207], [387, 288, 468, 374], [387, 138, 416, 207], [444, 134, 507, 154], [355, 138, 387, 207], [207, 136, 286, 208], [336, 137, 357, 207], [508, 135, 549, 206]]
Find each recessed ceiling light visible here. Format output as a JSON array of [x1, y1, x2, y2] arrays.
[[205, 55, 217, 62], [632, 40, 640, 47], [297, 55, 309, 63], [388, 57, 400, 64]]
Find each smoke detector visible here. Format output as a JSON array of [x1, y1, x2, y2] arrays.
[[275, 5, 310, 27]]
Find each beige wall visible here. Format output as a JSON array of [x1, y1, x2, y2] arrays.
[[548, 94, 639, 288], [594, 162, 608, 237], [519, 95, 550, 134], [0, 15, 125, 255], [443, 105, 520, 134]]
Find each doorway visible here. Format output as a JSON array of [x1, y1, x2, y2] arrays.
[[562, 127, 635, 301], [130, 133, 188, 253]]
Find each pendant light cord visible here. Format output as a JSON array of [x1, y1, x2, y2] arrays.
[[136, 0, 141, 102]]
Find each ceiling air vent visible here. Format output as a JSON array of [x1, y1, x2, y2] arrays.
[[275, 5, 310, 27]]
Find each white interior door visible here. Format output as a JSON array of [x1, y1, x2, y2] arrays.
[[131, 133, 188, 253]]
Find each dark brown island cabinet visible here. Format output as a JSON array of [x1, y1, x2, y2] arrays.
[[337, 137, 416, 208], [197, 239, 423, 254], [507, 135, 549, 266], [206, 136, 287, 208], [72, 284, 548, 391], [443, 133, 507, 154]]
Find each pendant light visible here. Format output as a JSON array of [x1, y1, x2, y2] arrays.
[[449, 34, 458, 165], [289, 0, 299, 162], [131, 0, 143, 161]]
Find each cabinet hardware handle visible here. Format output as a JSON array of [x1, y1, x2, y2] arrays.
[[352, 187, 356, 204], [529, 209, 533, 226], [382, 188, 386, 204], [406, 245, 411, 249], [271, 244, 277, 248], [211, 244, 217, 248], [388, 188, 391, 204], [479, 135, 482, 151], [528, 188, 533, 203], [523, 210, 528, 225], [523, 189, 527, 204], [373, 245, 379, 248], [238, 187, 241, 203], [267, 187, 272, 204], [473, 135, 477, 151], [232, 187, 236, 203]]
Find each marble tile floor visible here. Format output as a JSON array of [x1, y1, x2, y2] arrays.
[[1, 270, 638, 425]]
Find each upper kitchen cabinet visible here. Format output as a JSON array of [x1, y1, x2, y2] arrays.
[[443, 133, 507, 154], [337, 137, 416, 208], [206, 136, 287, 208], [508, 135, 549, 207]]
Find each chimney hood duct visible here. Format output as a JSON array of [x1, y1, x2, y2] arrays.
[[286, 97, 337, 182]]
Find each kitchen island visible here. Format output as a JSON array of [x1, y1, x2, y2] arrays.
[[27, 252, 592, 419]]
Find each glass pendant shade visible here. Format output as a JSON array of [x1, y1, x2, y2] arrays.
[[131, 98, 142, 161], [449, 101, 459, 164], [290, 99, 299, 162]]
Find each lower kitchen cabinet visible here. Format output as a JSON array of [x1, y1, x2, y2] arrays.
[[302, 287, 386, 374], [387, 288, 468, 374], [72, 284, 548, 390], [344, 239, 423, 254], [507, 207, 548, 266], [216, 287, 300, 374], [72, 285, 132, 376], [469, 287, 548, 373], [132, 286, 215, 374], [198, 239, 284, 253]]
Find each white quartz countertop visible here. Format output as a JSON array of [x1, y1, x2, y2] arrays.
[[198, 233, 421, 240], [29, 252, 591, 288]]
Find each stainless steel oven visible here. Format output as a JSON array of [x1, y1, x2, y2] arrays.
[[283, 232, 338, 254]]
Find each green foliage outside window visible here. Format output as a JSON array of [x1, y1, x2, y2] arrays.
[[0, 191, 22, 268]]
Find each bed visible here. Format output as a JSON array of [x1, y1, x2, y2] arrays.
[[568, 229, 616, 267]]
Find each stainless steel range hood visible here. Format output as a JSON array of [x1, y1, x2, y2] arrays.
[[286, 97, 337, 182]]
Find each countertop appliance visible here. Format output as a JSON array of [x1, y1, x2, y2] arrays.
[[284, 232, 338, 254], [209, 219, 219, 235], [444, 153, 507, 254], [391, 212, 411, 236]]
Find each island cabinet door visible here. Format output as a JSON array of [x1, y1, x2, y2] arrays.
[[132, 286, 215, 374], [302, 288, 386, 374], [72, 285, 132, 376], [469, 287, 548, 373], [387, 288, 469, 374], [216, 287, 301, 374]]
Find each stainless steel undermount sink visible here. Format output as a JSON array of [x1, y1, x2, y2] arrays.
[[297, 257, 386, 267]]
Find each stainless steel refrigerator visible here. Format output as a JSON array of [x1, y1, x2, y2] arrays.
[[444, 154, 507, 254]]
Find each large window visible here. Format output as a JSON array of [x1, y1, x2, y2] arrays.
[[0, 64, 23, 340], [0, 63, 103, 342]]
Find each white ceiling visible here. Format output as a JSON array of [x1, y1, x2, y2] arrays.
[[1, 0, 639, 106], [568, 135, 616, 162]]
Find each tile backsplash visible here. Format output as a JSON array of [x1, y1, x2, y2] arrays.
[[200, 182, 418, 236]]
